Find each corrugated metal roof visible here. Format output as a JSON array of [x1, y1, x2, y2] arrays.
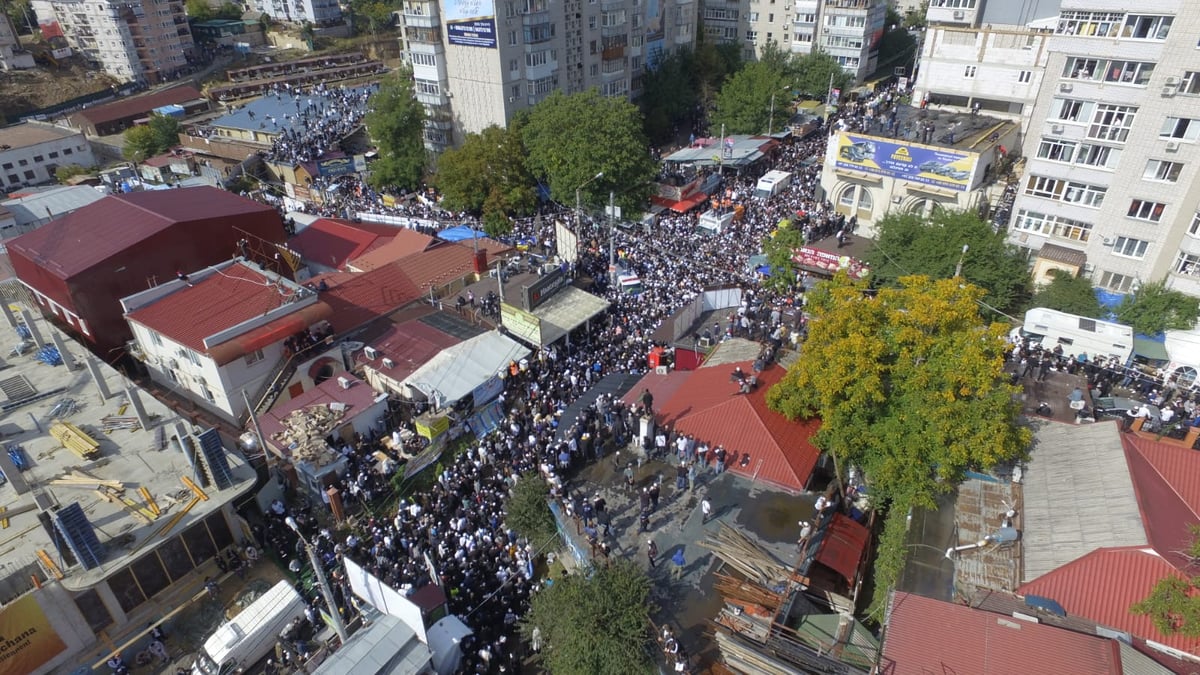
[[72, 85, 203, 126], [317, 263, 423, 333], [348, 229, 437, 272], [812, 513, 870, 583], [361, 319, 464, 383], [290, 218, 397, 269], [1018, 547, 1200, 656], [1021, 421, 1146, 583], [1122, 435, 1200, 568], [881, 591, 1124, 675], [1, 185, 105, 227], [7, 187, 274, 279], [126, 262, 305, 353], [394, 244, 478, 291], [1125, 435, 1200, 519]]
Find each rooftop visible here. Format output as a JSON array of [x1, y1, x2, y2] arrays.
[[839, 104, 1014, 153], [288, 218, 398, 270], [662, 135, 781, 168], [1122, 434, 1200, 568], [0, 121, 81, 150], [359, 310, 473, 382], [208, 86, 373, 137], [0, 185, 105, 228], [346, 228, 436, 272], [316, 264, 424, 334], [72, 85, 204, 127], [0, 304, 255, 596], [258, 373, 384, 451], [7, 187, 276, 279], [881, 591, 1128, 675], [1021, 420, 1146, 583], [980, 0, 1061, 26]]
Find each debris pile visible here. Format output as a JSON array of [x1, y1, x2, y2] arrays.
[[270, 404, 344, 466]]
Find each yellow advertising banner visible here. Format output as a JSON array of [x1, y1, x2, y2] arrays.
[[0, 594, 66, 675], [414, 414, 450, 440], [500, 303, 542, 346]]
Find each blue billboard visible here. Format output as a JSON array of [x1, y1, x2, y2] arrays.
[[834, 132, 978, 192], [446, 0, 497, 48]]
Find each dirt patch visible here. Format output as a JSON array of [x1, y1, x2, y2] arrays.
[[0, 58, 122, 123]]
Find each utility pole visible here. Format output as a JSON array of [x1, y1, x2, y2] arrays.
[[286, 517, 349, 644], [824, 71, 836, 124], [768, 92, 776, 137], [954, 244, 969, 278], [608, 190, 617, 286], [717, 123, 726, 174], [575, 171, 604, 232]]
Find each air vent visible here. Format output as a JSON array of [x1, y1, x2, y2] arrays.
[[195, 428, 235, 490], [54, 502, 105, 570]]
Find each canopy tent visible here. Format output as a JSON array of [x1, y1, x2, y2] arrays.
[[1132, 333, 1169, 362], [400, 331, 530, 407], [438, 225, 487, 242]]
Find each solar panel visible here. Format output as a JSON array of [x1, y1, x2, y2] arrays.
[[54, 502, 105, 570], [195, 428, 235, 490]]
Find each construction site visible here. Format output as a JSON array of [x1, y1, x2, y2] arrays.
[[0, 301, 257, 674]]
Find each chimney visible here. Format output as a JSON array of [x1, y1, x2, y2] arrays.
[[473, 249, 488, 275]]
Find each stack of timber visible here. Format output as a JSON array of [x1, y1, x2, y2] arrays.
[[269, 405, 345, 467], [715, 626, 868, 675], [698, 523, 792, 586], [49, 421, 101, 460]]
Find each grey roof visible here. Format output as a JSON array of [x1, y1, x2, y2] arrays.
[[311, 614, 431, 675], [209, 86, 373, 136], [981, 0, 1061, 27], [2, 185, 105, 227], [663, 135, 776, 168], [1020, 420, 1146, 583]]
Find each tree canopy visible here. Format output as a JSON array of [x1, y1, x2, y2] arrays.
[[639, 42, 745, 144], [364, 68, 427, 192], [521, 559, 654, 675], [1132, 525, 1200, 637], [864, 209, 1031, 314], [711, 60, 791, 135], [1115, 280, 1200, 335], [1029, 269, 1102, 318], [503, 473, 558, 547], [435, 124, 536, 237], [185, 0, 242, 20], [790, 50, 853, 101], [761, 217, 806, 293], [523, 89, 657, 215], [767, 274, 1030, 612], [123, 113, 181, 163]]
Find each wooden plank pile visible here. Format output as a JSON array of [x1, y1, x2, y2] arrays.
[[269, 405, 345, 467], [49, 421, 100, 460], [698, 523, 793, 586], [714, 630, 809, 675]]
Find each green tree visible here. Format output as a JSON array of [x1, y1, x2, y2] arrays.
[[523, 89, 657, 215], [791, 50, 852, 100], [521, 559, 654, 675], [767, 274, 1030, 613], [436, 124, 536, 237], [122, 114, 179, 163], [55, 164, 93, 183], [864, 209, 1031, 314], [711, 60, 790, 135], [761, 218, 805, 293], [5, 0, 34, 33], [364, 68, 427, 192], [1115, 280, 1200, 335], [185, 0, 213, 20], [638, 50, 699, 145], [904, 1, 928, 29], [148, 113, 182, 149], [214, 2, 243, 19], [353, 0, 393, 36], [1132, 525, 1200, 636], [1030, 269, 1102, 318], [504, 474, 559, 546], [876, 25, 917, 73], [692, 41, 743, 108]]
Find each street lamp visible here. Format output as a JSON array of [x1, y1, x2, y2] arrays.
[[285, 516, 348, 644], [575, 171, 604, 231], [954, 244, 969, 278]]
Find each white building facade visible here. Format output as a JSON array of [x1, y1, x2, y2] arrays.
[[0, 121, 95, 191], [1006, 2, 1200, 299], [400, 0, 697, 150], [31, 0, 193, 83], [0, 13, 35, 70], [251, 0, 342, 27], [712, 0, 884, 75]]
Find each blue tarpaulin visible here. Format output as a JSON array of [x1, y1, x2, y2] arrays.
[[438, 225, 487, 242]]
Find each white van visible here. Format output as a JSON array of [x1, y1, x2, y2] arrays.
[[193, 580, 306, 675], [1016, 307, 1133, 363], [754, 170, 793, 200]]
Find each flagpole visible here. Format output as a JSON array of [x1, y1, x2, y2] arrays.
[[718, 123, 725, 173], [824, 71, 835, 124]]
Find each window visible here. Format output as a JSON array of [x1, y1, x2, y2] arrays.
[[511, 84, 520, 98], [1056, 10, 1124, 37], [588, 16, 596, 29], [48, 151, 58, 159], [1112, 236, 1149, 259], [964, 65, 976, 78], [1015, 211, 1094, 242], [1037, 138, 1076, 162], [1087, 104, 1136, 143], [1025, 175, 1063, 199], [17, 159, 27, 166], [1189, 212, 1200, 238], [5, 175, 16, 185], [1182, 71, 1200, 95], [32, 155, 43, 162], [929, 0, 977, 7], [1062, 57, 1155, 85], [1144, 159, 1183, 182], [63, 148, 73, 155], [244, 348, 264, 365], [1175, 251, 1200, 277], [746, 30, 757, 41], [526, 50, 550, 67], [1123, 14, 1172, 40], [1128, 199, 1166, 222], [410, 52, 436, 66], [202, 387, 215, 403], [0, 163, 10, 170], [1075, 143, 1121, 169], [1099, 271, 1136, 293], [509, 58, 518, 72], [748, 11, 758, 20], [186, 349, 202, 366], [150, 332, 162, 346], [1062, 181, 1106, 208], [1018, 70, 1031, 83], [22, 170, 34, 180], [414, 79, 440, 95], [1161, 117, 1200, 141]]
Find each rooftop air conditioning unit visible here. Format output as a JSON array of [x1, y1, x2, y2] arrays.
[[1050, 123, 1064, 134], [1165, 76, 1180, 86], [1058, 82, 1072, 93], [382, 357, 396, 369], [337, 376, 352, 390], [364, 346, 378, 360], [952, 10, 963, 19], [1162, 85, 1177, 97], [1166, 141, 1180, 152]]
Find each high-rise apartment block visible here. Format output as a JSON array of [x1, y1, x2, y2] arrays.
[[249, 0, 343, 27], [398, 0, 698, 151], [31, 0, 193, 83], [1005, 2, 1200, 297]]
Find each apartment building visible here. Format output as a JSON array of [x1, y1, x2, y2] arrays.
[[398, 0, 697, 151], [0, 121, 95, 191], [912, 1, 1059, 130], [0, 12, 35, 70], [249, 0, 343, 27], [30, 0, 193, 83], [1006, 2, 1200, 299]]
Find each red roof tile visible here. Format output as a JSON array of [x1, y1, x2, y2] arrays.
[[814, 513, 870, 583], [1018, 547, 1200, 656], [348, 229, 437, 271], [126, 263, 305, 352], [881, 592, 1124, 675], [360, 318, 463, 382], [1123, 435, 1200, 568], [289, 218, 398, 269], [73, 85, 204, 126], [7, 187, 274, 279], [317, 263, 423, 333], [624, 362, 821, 492]]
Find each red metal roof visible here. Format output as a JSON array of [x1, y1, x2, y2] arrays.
[[394, 243, 478, 291], [126, 263, 307, 353], [1122, 435, 1200, 568], [73, 85, 204, 126], [7, 187, 274, 279], [813, 513, 870, 584], [360, 318, 463, 382], [1018, 547, 1200, 656], [289, 218, 398, 270], [317, 263, 423, 333], [881, 592, 1124, 675], [623, 362, 821, 492], [348, 229, 437, 271]]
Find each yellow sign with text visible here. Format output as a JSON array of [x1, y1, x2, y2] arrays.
[[500, 303, 543, 346], [0, 594, 67, 675]]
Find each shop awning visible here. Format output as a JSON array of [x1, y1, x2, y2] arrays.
[[1133, 335, 1170, 362], [813, 513, 871, 584], [651, 192, 709, 213]]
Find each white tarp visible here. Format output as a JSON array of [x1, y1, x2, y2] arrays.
[[401, 331, 530, 407]]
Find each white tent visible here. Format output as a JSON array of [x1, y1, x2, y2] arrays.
[[401, 331, 529, 407]]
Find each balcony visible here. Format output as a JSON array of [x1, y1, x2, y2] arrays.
[[824, 0, 870, 8], [521, 9, 551, 26], [602, 45, 625, 60], [403, 11, 439, 28], [406, 27, 442, 44]]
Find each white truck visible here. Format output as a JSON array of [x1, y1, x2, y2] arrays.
[[1015, 307, 1133, 363], [753, 170, 793, 200], [192, 580, 307, 675]]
